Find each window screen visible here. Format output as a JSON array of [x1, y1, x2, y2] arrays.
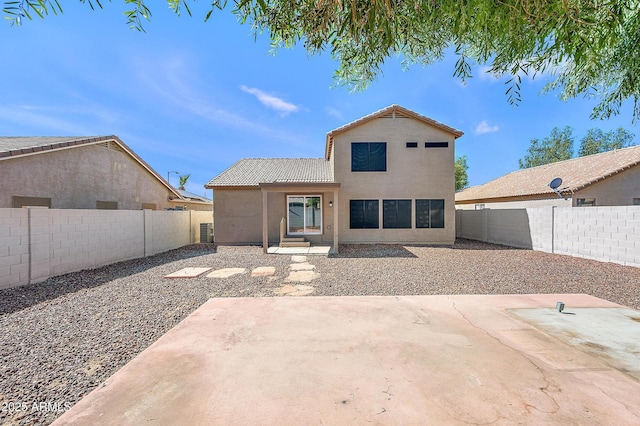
[[350, 200, 379, 229], [351, 142, 386, 171], [96, 201, 118, 210], [12, 196, 51, 208], [416, 199, 445, 228], [383, 200, 412, 229]]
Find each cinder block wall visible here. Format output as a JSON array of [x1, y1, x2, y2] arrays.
[[456, 206, 640, 268], [0, 208, 215, 289]]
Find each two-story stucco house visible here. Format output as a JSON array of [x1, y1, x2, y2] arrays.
[[205, 105, 464, 253]]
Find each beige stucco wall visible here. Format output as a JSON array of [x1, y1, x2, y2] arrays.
[[572, 165, 640, 206], [213, 189, 336, 245], [0, 143, 177, 210], [456, 197, 573, 210], [333, 116, 457, 244]]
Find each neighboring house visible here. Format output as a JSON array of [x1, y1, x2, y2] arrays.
[[456, 145, 640, 209], [206, 105, 464, 252], [175, 189, 213, 211], [0, 136, 211, 211]]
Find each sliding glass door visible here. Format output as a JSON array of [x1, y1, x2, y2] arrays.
[[287, 195, 322, 235]]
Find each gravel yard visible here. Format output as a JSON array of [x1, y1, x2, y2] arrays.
[[1, 239, 639, 425]]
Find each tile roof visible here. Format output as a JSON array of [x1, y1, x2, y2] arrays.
[[325, 104, 464, 159], [177, 189, 212, 203], [456, 145, 640, 203], [206, 158, 334, 187], [0, 136, 111, 157]]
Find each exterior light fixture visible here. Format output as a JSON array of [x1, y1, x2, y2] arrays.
[[329, 200, 333, 207]]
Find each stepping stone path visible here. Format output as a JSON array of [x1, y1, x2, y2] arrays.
[[206, 268, 247, 278], [164, 268, 211, 278], [273, 255, 320, 295], [251, 266, 276, 277], [273, 284, 315, 296]]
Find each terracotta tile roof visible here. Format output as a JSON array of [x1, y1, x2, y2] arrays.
[[206, 158, 333, 188], [325, 104, 464, 159], [456, 145, 640, 203]]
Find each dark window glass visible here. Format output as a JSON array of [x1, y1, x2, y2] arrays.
[[416, 199, 445, 228], [406, 142, 418, 148], [351, 142, 386, 171], [350, 200, 379, 229], [383, 200, 412, 229], [429, 199, 445, 228], [96, 201, 118, 210], [11, 196, 51, 208], [425, 142, 449, 148]]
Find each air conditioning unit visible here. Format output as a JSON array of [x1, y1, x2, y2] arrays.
[[199, 223, 213, 243]]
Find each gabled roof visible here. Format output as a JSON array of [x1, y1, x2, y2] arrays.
[[205, 158, 333, 188], [456, 145, 640, 203], [0, 135, 182, 199], [325, 104, 464, 160], [177, 189, 212, 203]]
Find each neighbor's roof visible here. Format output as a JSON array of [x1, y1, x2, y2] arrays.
[[177, 189, 212, 203], [206, 158, 333, 188], [456, 145, 640, 203], [0, 136, 110, 156], [325, 104, 464, 160], [0, 135, 182, 198]]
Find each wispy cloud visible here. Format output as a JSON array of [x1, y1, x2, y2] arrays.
[[325, 107, 343, 121], [475, 120, 500, 135], [240, 85, 299, 114]]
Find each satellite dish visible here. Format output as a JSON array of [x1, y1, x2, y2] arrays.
[[549, 177, 563, 189]]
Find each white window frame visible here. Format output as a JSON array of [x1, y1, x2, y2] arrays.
[[287, 195, 323, 235]]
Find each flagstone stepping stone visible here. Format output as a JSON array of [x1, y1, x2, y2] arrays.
[[289, 262, 315, 271], [287, 285, 315, 296], [273, 284, 315, 296], [285, 270, 319, 283], [291, 255, 307, 263], [164, 267, 211, 278], [251, 266, 276, 277], [206, 268, 247, 278]]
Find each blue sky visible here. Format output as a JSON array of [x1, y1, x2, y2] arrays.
[[1, 3, 636, 196]]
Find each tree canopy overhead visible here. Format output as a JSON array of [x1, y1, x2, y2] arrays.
[[5, 0, 640, 121]]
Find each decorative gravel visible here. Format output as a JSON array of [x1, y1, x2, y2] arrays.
[[1, 240, 639, 425]]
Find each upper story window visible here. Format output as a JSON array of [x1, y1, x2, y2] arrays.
[[576, 198, 596, 207], [351, 142, 386, 172], [425, 142, 449, 148]]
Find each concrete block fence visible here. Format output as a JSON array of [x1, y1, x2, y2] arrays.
[[0, 208, 213, 289], [456, 206, 640, 268]]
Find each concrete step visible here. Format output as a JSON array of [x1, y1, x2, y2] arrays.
[[280, 241, 311, 248], [282, 237, 306, 243]]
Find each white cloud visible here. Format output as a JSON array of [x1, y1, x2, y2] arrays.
[[325, 107, 343, 121], [240, 85, 299, 114], [475, 120, 500, 135]]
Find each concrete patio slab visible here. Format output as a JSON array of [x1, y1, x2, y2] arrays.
[[163, 267, 211, 278], [267, 246, 331, 255], [54, 294, 640, 425]]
